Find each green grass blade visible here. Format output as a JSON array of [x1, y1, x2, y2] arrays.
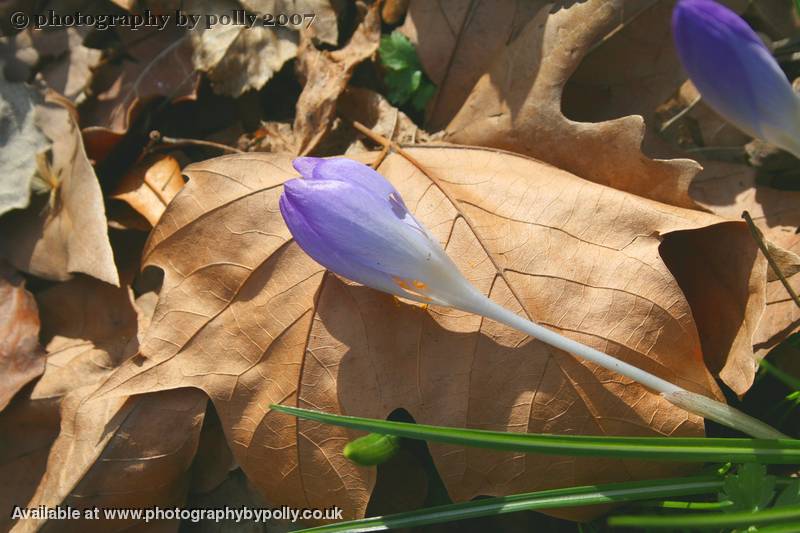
[[608, 505, 800, 529], [271, 405, 800, 463], [754, 521, 800, 533], [759, 358, 800, 391], [639, 500, 733, 510], [294, 476, 724, 533]]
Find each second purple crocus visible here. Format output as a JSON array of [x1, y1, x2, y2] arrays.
[[673, 0, 800, 158]]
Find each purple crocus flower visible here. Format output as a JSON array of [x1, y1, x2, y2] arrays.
[[280, 157, 487, 313], [673, 0, 800, 158], [279, 156, 785, 439]]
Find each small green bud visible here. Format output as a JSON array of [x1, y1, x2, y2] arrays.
[[343, 433, 401, 466]]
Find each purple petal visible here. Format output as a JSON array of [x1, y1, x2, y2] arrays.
[[280, 186, 404, 297], [672, 0, 799, 142], [292, 157, 324, 179], [293, 157, 403, 204], [280, 158, 485, 308]]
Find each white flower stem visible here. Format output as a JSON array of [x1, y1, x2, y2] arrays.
[[472, 297, 787, 439]]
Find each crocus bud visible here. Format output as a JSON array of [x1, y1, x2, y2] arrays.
[[280, 156, 786, 440], [280, 157, 488, 313], [343, 433, 401, 466], [672, 0, 800, 158]]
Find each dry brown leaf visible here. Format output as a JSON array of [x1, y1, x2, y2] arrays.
[[0, 27, 101, 103], [0, 263, 45, 412], [764, 240, 800, 282], [400, 0, 541, 131], [312, 87, 434, 156], [0, 396, 61, 533], [0, 96, 119, 286], [91, 147, 769, 521], [7, 276, 208, 532], [31, 276, 140, 402], [690, 160, 800, 360], [293, 2, 380, 155], [2, 276, 147, 532], [441, 0, 702, 210], [81, 27, 198, 135], [338, 87, 430, 148], [112, 154, 185, 227], [518, 0, 795, 391], [13, 388, 208, 533], [188, 0, 299, 97]]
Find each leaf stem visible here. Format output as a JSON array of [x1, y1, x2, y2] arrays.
[[147, 130, 244, 154], [473, 297, 787, 439], [742, 210, 800, 309]]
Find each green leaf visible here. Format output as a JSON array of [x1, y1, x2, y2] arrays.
[[608, 505, 800, 529], [384, 69, 417, 105], [270, 405, 800, 464], [344, 433, 401, 466], [774, 479, 800, 508], [379, 32, 419, 72], [721, 464, 776, 512], [379, 30, 436, 109], [294, 475, 725, 533], [411, 81, 436, 111]]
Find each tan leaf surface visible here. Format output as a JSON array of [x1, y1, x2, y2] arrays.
[[690, 161, 800, 361], [31, 276, 140, 402], [399, 0, 542, 131], [0, 263, 44, 412], [441, 0, 702, 210], [1, 276, 144, 531], [338, 87, 431, 149], [7, 276, 208, 532], [112, 154, 185, 227], [14, 388, 208, 533], [530, 0, 794, 391], [0, 96, 119, 286], [293, 2, 380, 155], [0, 396, 61, 533], [92, 146, 768, 520], [81, 27, 198, 135]]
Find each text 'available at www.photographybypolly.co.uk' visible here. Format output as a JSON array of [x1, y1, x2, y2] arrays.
[[11, 504, 344, 523]]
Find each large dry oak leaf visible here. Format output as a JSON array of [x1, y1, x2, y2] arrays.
[[439, 0, 702, 210], [92, 146, 766, 520]]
